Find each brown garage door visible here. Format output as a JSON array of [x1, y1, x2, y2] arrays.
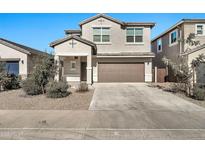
[[98, 62, 145, 82]]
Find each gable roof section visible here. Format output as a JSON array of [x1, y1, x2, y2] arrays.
[[79, 14, 124, 26], [152, 19, 205, 42], [50, 35, 97, 50], [0, 38, 45, 55], [79, 14, 155, 28]]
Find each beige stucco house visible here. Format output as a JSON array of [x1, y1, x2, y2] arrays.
[[0, 38, 46, 79], [152, 19, 205, 84], [50, 14, 155, 84]]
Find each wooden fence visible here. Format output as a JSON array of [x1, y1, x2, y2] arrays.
[[152, 67, 167, 83]]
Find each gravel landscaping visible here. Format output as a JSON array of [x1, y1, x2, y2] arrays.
[[149, 82, 205, 108], [0, 88, 94, 110]]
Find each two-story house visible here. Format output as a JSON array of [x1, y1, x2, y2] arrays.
[[50, 14, 155, 84], [152, 19, 205, 83]]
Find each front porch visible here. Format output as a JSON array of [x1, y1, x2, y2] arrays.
[[55, 55, 93, 85], [50, 35, 97, 85]]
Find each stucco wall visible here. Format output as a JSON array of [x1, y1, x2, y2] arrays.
[[27, 54, 43, 75], [62, 56, 81, 82], [188, 48, 205, 84], [183, 23, 205, 51], [0, 43, 28, 78], [196, 63, 205, 84], [92, 57, 98, 82], [54, 39, 92, 56], [152, 28, 181, 68], [188, 48, 205, 65], [81, 17, 151, 53], [54, 39, 93, 84]]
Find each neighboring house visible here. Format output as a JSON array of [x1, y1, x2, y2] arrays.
[[152, 19, 205, 83], [0, 38, 46, 79], [50, 14, 155, 84]]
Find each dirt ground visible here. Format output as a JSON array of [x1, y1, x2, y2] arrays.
[[0, 88, 94, 110], [149, 82, 205, 108]]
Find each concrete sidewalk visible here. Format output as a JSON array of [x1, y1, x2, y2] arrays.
[[1, 110, 205, 139]]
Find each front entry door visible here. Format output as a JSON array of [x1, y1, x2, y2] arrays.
[[81, 62, 87, 81]]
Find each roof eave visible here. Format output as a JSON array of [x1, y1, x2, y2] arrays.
[[124, 23, 156, 28], [151, 19, 205, 42], [79, 14, 124, 27], [49, 36, 96, 49], [0, 40, 31, 55], [151, 20, 184, 42]]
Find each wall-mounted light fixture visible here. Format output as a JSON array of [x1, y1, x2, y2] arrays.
[[21, 60, 24, 64]]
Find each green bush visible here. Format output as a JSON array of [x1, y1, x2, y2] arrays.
[[20, 55, 57, 95], [193, 85, 205, 100], [2, 74, 20, 90], [22, 78, 42, 95], [46, 80, 69, 98], [76, 82, 88, 92], [32, 55, 56, 94]]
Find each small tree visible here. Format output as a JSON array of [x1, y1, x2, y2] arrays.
[[180, 33, 200, 54], [191, 54, 205, 85], [162, 56, 193, 94], [32, 55, 56, 93], [162, 33, 205, 95], [22, 54, 57, 95]]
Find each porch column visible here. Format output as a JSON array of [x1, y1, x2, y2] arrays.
[[54, 55, 60, 81], [86, 54, 92, 84]]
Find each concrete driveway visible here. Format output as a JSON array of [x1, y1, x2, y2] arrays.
[[89, 83, 204, 111], [1, 83, 205, 139]]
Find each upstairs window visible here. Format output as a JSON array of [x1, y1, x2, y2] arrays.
[[169, 29, 178, 46], [157, 38, 162, 52], [93, 27, 110, 43], [126, 28, 143, 43], [196, 24, 204, 35]]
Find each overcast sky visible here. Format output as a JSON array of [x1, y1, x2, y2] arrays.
[[1, 13, 205, 52]]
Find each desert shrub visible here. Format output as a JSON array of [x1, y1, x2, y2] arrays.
[[32, 55, 56, 94], [163, 83, 187, 93], [46, 80, 69, 98], [76, 82, 88, 92], [22, 54, 56, 95], [2, 74, 20, 90], [22, 78, 42, 95], [193, 85, 205, 100]]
